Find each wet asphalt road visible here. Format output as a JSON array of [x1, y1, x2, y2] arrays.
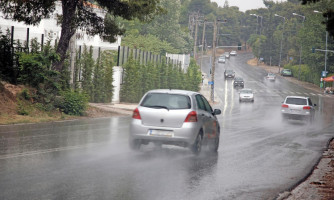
[[0, 53, 333, 200]]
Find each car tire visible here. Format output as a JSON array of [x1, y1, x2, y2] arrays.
[[191, 133, 202, 155], [129, 139, 141, 150], [209, 133, 220, 153]]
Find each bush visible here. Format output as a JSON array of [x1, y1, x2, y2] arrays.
[[17, 100, 29, 115], [60, 90, 88, 116], [19, 88, 30, 100]]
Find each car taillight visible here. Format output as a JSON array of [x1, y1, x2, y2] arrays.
[[184, 111, 197, 122], [132, 108, 141, 119], [282, 104, 289, 108], [303, 106, 311, 110]]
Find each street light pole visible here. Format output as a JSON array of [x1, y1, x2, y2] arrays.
[[275, 14, 286, 73], [200, 21, 206, 72], [250, 14, 259, 34], [211, 19, 217, 102], [314, 10, 329, 76], [292, 13, 306, 80]]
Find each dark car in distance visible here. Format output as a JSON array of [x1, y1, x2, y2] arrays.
[[224, 69, 235, 79], [233, 77, 244, 88]]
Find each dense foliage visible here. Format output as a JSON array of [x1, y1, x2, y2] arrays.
[[120, 57, 201, 103], [0, 31, 115, 115], [0, 30, 15, 83], [245, 0, 334, 85], [60, 90, 89, 116], [77, 45, 115, 103]]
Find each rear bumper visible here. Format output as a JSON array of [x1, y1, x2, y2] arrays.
[[129, 119, 200, 146], [282, 113, 311, 120]]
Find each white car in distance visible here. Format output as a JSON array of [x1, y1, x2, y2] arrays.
[[239, 88, 254, 102]]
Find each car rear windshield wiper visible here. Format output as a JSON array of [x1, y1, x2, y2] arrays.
[[146, 105, 169, 111]]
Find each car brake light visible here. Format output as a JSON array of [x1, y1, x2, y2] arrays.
[[184, 111, 197, 122], [282, 104, 289, 108], [132, 108, 141, 119], [303, 106, 311, 110]]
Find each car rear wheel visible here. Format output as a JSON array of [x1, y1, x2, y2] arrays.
[[209, 134, 220, 153], [129, 139, 141, 150], [191, 133, 202, 155]]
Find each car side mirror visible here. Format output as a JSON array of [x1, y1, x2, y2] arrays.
[[213, 109, 221, 115]]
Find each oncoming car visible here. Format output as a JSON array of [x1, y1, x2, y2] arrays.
[[239, 88, 254, 102], [266, 73, 276, 81], [129, 89, 222, 155], [224, 52, 230, 59], [230, 50, 237, 56], [281, 96, 316, 122], [218, 56, 226, 63], [224, 69, 235, 79], [233, 77, 244, 88]]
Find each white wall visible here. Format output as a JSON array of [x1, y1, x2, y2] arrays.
[[165, 53, 190, 71]]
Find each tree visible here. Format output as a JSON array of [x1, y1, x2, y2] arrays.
[[300, 0, 334, 38], [0, 0, 164, 71], [0, 29, 14, 83], [81, 45, 94, 100]]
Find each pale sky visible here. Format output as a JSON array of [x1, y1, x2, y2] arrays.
[[212, 0, 287, 12]]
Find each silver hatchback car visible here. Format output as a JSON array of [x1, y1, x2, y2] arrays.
[[281, 96, 316, 122], [129, 89, 221, 154]]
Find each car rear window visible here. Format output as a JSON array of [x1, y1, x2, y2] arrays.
[[285, 98, 307, 105], [141, 93, 191, 109]]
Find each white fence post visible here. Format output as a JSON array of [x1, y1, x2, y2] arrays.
[[112, 66, 122, 103]]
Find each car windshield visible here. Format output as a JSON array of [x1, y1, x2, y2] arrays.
[[285, 98, 307, 105], [141, 93, 191, 109], [226, 70, 234, 73], [235, 77, 243, 81]]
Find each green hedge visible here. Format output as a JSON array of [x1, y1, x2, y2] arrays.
[[60, 90, 89, 116]]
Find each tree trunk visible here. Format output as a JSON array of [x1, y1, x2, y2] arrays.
[[54, 0, 79, 72]]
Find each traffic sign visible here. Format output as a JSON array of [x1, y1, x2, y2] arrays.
[[208, 81, 214, 85], [322, 71, 328, 77]]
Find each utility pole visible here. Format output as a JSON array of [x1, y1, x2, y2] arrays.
[[211, 19, 217, 102], [200, 21, 206, 71], [193, 14, 199, 59], [275, 14, 286, 73]]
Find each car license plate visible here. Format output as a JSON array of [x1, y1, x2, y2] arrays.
[[291, 109, 300, 113], [148, 130, 174, 137]]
